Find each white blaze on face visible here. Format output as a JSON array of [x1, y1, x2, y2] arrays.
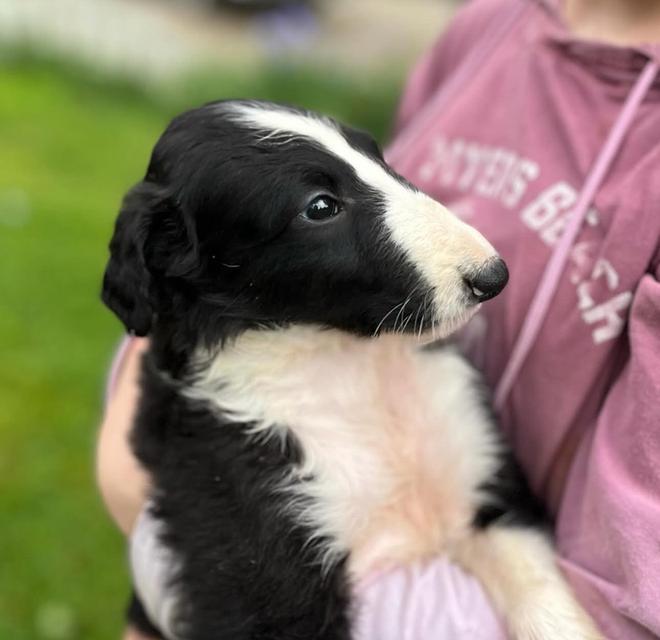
[[229, 103, 499, 334]]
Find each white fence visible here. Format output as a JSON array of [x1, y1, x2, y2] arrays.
[[0, 0, 456, 80], [0, 0, 203, 78]]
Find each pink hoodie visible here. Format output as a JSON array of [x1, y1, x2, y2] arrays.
[[355, 0, 660, 638]]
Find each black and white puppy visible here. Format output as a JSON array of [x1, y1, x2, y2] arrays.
[[102, 100, 600, 639]]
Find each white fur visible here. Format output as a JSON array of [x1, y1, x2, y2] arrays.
[[187, 327, 502, 575], [228, 103, 498, 336], [131, 505, 185, 639], [186, 325, 602, 639], [455, 527, 602, 640]]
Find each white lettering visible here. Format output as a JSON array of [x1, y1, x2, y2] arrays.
[[501, 159, 539, 209], [592, 258, 619, 291], [521, 182, 576, 231], [417, 136, 538, 209], [476, 149, 517, 199], [582, 292, 633, 344], [457, 142, 482, 192]]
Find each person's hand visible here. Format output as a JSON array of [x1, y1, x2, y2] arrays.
[[122, 629, 153, 640], [96, 338, 156, 640], [96, 337, 150, 536]]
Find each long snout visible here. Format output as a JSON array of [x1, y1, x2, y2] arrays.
[[383, 189, 508, 335]]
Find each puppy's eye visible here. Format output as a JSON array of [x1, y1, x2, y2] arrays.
[[301, 195, 340, 222]]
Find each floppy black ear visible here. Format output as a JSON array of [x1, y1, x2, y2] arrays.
[[339, 123, 384, 160], [102, 181, 163, 336]]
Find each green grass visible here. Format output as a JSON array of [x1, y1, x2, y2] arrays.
[[0, 53, 402, 639]]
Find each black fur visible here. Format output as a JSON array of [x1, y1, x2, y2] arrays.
[[132, 354, 353, 639], [474, 449, 547, 529], [103, 100, 430, 638], [103, 101, 431, 354], [102, 100, 542, 639], [470, 379, 547, 530], [127, 591, 165, 639]]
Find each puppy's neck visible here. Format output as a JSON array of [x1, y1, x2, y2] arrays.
[[198, 324, 428, 374], [184, 325, 426, 417], [193, 325, 369, 384]]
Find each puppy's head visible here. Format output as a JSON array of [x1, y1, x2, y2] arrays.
[[102, 100, 507, 346]]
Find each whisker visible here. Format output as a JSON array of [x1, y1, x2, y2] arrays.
[[373, 300, 405, 337], [394, 294, 413, 335], [417, 290, 430, 340], [413, 301, 423, 339], [401, 310, 415, 334]]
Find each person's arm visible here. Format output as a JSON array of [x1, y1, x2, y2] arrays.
[[96, 338, 156, 640], [557, 263, 660, 638], [122, 630, 152, 640], [355, 560, 506, 640], [96, 337, 149, 536]]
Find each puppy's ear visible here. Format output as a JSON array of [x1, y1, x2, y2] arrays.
[[340, 123, 384, 160], [102, 181, 164, 336]]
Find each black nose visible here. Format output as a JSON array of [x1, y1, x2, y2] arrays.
[[465, 257, 509, 302]]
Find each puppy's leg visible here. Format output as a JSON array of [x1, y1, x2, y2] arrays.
[[453, 526, 602, 640]]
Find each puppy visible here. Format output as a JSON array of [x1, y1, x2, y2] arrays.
[[102, 100, 601, 639]]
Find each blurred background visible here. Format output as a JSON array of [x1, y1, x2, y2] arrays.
[[0, 1, 459, 638]]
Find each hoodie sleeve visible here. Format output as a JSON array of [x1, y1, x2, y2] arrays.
[[354, 558, 506, 640], [557, 264, 660, 640]]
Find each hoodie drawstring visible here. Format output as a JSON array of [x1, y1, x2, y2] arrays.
[[494, 59, 659, 410]]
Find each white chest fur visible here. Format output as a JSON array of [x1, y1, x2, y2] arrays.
[[187, 327, 501, 579]]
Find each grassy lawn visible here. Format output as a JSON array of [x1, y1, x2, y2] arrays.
[[0, 53, 402, 639]]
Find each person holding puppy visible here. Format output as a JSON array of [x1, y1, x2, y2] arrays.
[[98, 0, 660, 638]]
